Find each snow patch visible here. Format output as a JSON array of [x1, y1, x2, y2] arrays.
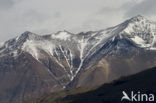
[[131, 36, 145, 46], [51, 31, 72, 40], [22, 40, 55, 60], [0, 42, 4, 47]]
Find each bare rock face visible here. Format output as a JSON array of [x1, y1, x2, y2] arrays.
[[1, 15, 156, 103], [0, 52, 63, 103]]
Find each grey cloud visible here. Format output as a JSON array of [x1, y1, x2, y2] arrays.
[[81, 1, 133, 32], [125, 0, 156, 17], [0, 0, 155, 42], [0, 0, 14, 10], [53, 11, 61, 18], [96, 7, 121, 15]]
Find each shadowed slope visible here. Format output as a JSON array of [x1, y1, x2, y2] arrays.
[[25, 66, 156, 103]]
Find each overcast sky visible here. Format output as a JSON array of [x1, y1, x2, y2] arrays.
[[0, 0, 156, 42]]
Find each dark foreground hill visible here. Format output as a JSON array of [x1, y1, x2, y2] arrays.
[[25, 66, 156, 103]]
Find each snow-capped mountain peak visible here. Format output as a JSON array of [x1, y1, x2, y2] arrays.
[[113, 15, 156, 49], [129, 15, 146, 22]]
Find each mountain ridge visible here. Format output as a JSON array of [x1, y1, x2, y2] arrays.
[[1, 15, 156, 82], [1, 15, 156, 84]]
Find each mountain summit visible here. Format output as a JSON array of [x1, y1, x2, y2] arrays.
[[0, 15, 156, 103]]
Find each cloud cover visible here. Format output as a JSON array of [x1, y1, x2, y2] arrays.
[[0, 0, 155, 42]]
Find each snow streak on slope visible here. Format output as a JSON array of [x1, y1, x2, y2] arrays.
[[74, 25, 127, 77]]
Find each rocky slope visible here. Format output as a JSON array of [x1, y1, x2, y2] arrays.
[[0, 15, 156, 103]]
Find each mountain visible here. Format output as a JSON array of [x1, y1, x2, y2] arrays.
[[0, 15, 156, 103], [25, 66, 156, 103], [67, 15, 156, 88]]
